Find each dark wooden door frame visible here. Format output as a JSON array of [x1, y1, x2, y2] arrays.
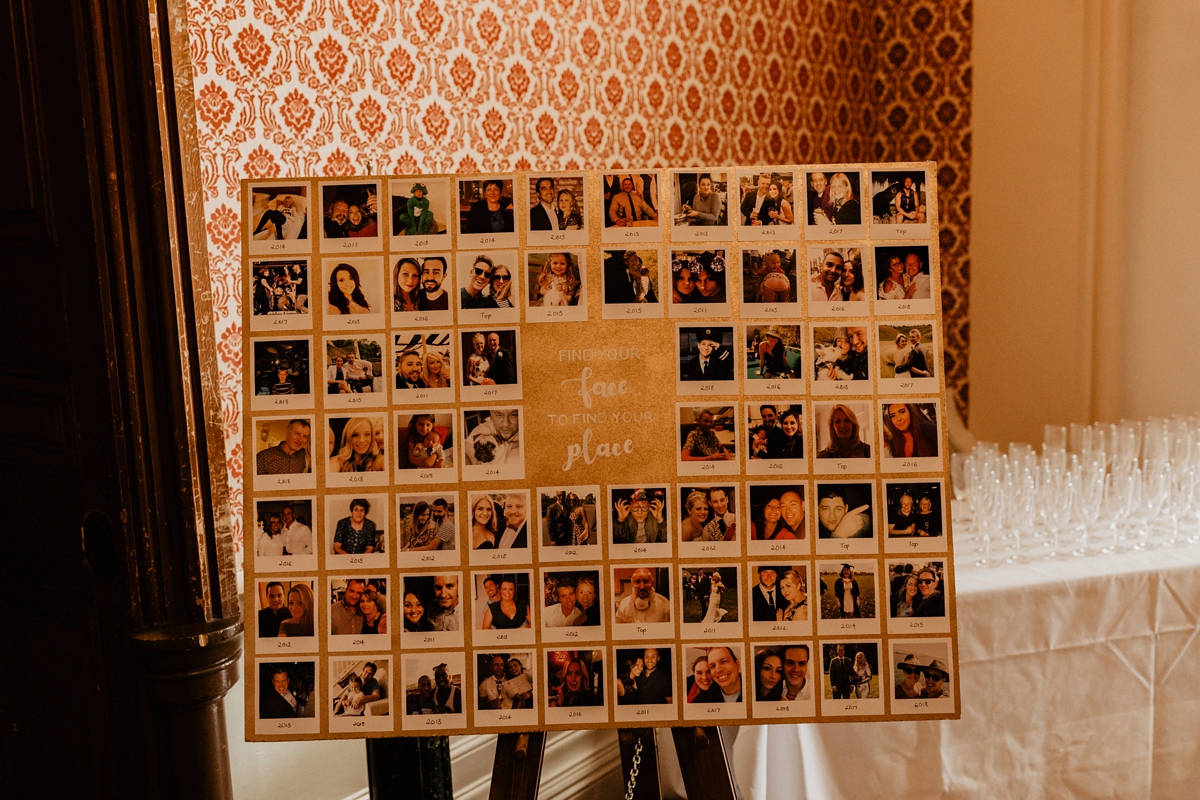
[[0, 0, 240, 796]]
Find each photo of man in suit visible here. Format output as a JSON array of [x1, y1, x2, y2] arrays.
[[680, 328, 734, 382]]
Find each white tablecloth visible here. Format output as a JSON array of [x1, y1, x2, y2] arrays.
[[731, 544, 1200, 799]]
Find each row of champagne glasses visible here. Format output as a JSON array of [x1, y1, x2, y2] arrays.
[[951, 416, 1200, 566]]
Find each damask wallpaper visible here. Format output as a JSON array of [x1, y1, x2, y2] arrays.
[[185, 0, 972, 556]]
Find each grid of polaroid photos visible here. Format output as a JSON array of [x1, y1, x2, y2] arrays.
[[243, 166, 956, 739]]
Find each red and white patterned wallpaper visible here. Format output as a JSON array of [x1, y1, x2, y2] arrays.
[[185, 0, 972, 556]]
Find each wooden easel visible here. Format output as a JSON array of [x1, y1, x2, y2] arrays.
[[366, 727, 737, 799]]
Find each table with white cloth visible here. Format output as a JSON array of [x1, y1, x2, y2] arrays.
[[731, 543, 1200, 799]]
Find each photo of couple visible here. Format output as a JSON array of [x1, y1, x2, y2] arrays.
[[808, 247, 868, 304], [458, 253, 517, 313], [527, 176, 584, 232], [397, 496, 456, 551], [750, 565, 808, 623], [879, 324, 935, 380], [476, 652, 535, 711], [321, 182, 379, 240], [392, 332, 451, 393], [885, 482, 945, 539], [678, 486, 737, 543], [823, 642, 878, 700], [460, 330, 518, 388], [812, 326, 870, 383], [540, 490, 597, 548], [888, 561, 946, 619], [747, 404, 805, 461], [393, 255, 451, 313], [875, 245, 933, 301], [893, 643, 952, 701], [804, 171, 862, 228], [748, 483, 806, 541], [671, 251, 728, 305], [737, 171, 795, 227], [327, 339, 381, 395]]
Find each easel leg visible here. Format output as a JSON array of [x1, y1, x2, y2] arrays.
[[670, 727, 737, 800], [488, 731, 547, 800], [618, 728, 663, 800], [366, 736, 453, 800]]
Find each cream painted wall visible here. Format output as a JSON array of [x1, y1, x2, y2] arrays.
[[1121, 1, 1200, 418], [970, 0, 1200, 445], [971, 0, 1094, 445]]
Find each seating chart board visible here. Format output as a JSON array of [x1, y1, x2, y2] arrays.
[[242, 164, 959, 739]]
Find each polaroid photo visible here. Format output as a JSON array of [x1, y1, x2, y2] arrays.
[[813, 480, 878, 556], [811, 324, 872, 395], [601, 247, 664, 319], [461, 408, 525, 482], [324, 415, 388, 488], [812, 402, 875, 475], [610, 565, 674, 641], [325, 494, 389, 570], [882, 479, 947, 554], [736, 169, 800, 240], [741, 248, 799, 316], [458, 177, 519, 248], [819, 640, 884, 717], [249, 258, 311, 331], [608, 486, 673, 560], [248, 181, 312, 256], [456, 251, 521, 325], [254, 658, 319, 736], [745, 402, 807, 476], [459, 328, 522, 404], [751, 643, 817, 719], [318, 179, 382, 253], [472, 570, 536, 648], [613, 645, 678, 723], [679, 565, 741, 641], [251, 497, 317, 572], [328, 576, 391, 652], [526, 250, 587, 323], [255, 578, 318, 653], [466, 490, 533, 567], [251, 416, 315, 491], [390, 253, 453, 327], [676, 325, 737, 395], [885, 559, 950, 634], [401, 652, 468, 732], [747, 563, 811, 638], [540, 569, 605, 643], [396, 492, 460, 569], [389, 177, 451, 249], [544, 648, 607, 725], [670, 170, 731, 243], [393, 410, 456, 484], [804, 245, 870, 318], [527, 173, 588, 247], [538, 486, 603, 561], [676, 485, 739, 558], [474, 651, 539, 729], [321, 257, 386, 331], [676, 405, 739, 477], [868, 168, 931, 239], [816, 560, 881, 637], [667, 250, 732, 319], [745, 481, 809, 557], [390, 330, 454, 406], [874, 244, 935, 315], [681, 644, 748, 721], [329, 656, 393, 733], [744, 324, 805, 395], [399, 574, 465, 651], [877, 323, 938, 394], [250, 337, 313, 412], [802, 169, 866, 241], [890, 638, 955, 715], [879, 401, 943, 472], [322, 335, 386, 409], [601, 172, 663, 243]]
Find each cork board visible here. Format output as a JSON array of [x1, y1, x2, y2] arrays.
[[241, 164, 958, 739]]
